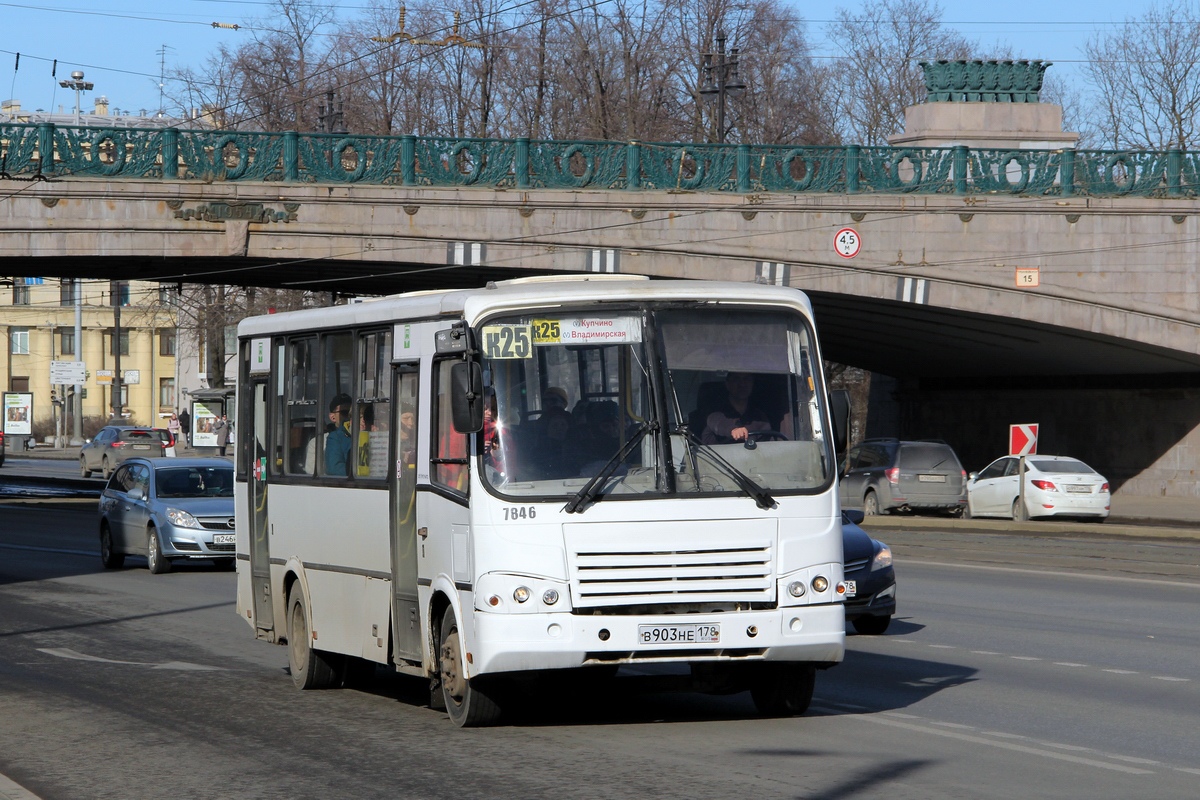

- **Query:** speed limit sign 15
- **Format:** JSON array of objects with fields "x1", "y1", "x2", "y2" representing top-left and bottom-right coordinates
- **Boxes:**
[{"x1": 835, "y1": 227, "x2": 861, "y2": 259}]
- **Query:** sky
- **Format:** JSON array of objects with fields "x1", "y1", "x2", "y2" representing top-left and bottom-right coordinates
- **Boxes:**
[{"x1": 0, "y1": 0, "x2": 1153, "y2": 120}]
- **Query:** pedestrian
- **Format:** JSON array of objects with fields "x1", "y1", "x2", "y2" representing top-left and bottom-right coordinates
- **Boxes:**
[
  {"x1": 214, "y1": 414, "x2": 229, "y2": 458},
  {"x1": 178, "y1": 407, "x2": 191, "y2": 448}
]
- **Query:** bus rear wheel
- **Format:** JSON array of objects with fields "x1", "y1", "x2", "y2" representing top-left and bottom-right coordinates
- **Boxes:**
[
  {"x1": 438, "y1": 606, "x2": 501, "y2": 727},
  {"x1": 750, "y1": 663, "x2": 816, "y2": 717},
  {"x1": 287, "y1": 583, "x2": 342, "y2": 690}
]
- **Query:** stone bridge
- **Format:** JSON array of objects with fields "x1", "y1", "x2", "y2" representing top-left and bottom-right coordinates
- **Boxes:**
[{"x1": 3, "y1": 123, "x2": 1200, "y2": 498}]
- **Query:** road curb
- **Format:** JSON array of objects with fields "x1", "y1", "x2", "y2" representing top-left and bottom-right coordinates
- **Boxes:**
[{"x1": 0, "y1": 773, "x2": 41, "y2": 800}]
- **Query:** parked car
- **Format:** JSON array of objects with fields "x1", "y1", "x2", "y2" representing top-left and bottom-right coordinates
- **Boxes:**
[
  {"x1": 966, "y1": 455, "x2": 1111, "y2": 522},
  {"x1": 841, "y1": 509, "x2": 896, "y2": 634},
  {"x1": 80, "y1": 426, "x2": 166, "y2": 478},
  {"x1": 98, "y1": 457, "x2": 236, "y2": 573},
  {"x1": 152, "y1": 428, "x2": 178, "y2": 457},
  {"x1": 840, "y1": 438, "x2": 967, "y2": 516}
]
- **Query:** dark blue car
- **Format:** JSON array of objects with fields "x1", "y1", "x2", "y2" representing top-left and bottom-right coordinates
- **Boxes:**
[{"x1": 842, "y1": 509, "x2": 896, "y2": 634}]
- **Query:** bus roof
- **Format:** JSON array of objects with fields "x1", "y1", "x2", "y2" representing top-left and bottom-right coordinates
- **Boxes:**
[{"x1": 237, "y1": 277, "x2": 814, "y2": 338}]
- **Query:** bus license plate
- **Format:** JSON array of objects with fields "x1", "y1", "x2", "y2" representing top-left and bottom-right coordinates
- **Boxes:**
[
  {"x1": 212, "y1": 534, "x2": 235, "y2": 545},
  {"x1": 844, "y1": 580, "x2": 857, "y2": 597},
  {"x1": 638, "y1": 623, "x2": 720, "y2": 645}
]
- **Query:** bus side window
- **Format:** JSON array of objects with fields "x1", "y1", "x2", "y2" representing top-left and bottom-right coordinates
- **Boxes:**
[
  {"x1": 286, "y1": 337, "x2": 318, "y2": 476},
  {"x1": 356, "y1": 330, "x2": 392, "y2": 480},
  {"x1": 432, "y1": 360, "x2": 469, "y2": 494}
]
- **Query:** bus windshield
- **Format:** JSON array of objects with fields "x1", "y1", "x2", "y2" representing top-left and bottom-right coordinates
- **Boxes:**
[{"x1": 479, "y1": 305, "x2": 832, "y2": 501}]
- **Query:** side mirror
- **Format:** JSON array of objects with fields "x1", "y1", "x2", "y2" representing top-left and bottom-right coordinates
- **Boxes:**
[
  {"x1": 828, "y1": 389, "x2": 850, "y2": 457},
  {"x1": 450, "y1": 361, "x2": 484, "y2": 433},
  {"x1": 842, "y1": 508, "x2": 865, "y2": 525},
  {"x1": 128, "y1": 487, "x2": 144, "y2": 501}
]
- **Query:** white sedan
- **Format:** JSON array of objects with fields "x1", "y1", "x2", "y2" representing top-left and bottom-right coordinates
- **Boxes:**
[{"x1": 966, "y1": 455, "x2": 1110, "y2": 522}]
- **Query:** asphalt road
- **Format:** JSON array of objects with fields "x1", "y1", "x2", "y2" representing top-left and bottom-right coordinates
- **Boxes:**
[{"x1": 1, "y1": 503, "x2": 1198, "y2": 799}]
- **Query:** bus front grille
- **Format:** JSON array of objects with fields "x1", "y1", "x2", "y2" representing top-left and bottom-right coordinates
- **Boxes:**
[{"x1": 565, "y1": 520, "x2": 778, "y2": 609}]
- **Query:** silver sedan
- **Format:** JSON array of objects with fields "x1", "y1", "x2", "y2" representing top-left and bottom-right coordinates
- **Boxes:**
[{"x1": 98, "y1": 457, "x2": 236, "y2": 573}]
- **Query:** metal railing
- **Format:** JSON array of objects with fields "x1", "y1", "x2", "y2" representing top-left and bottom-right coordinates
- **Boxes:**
[{"x1": 2, "y1": 122, "x2": 1197, "y2": 198}]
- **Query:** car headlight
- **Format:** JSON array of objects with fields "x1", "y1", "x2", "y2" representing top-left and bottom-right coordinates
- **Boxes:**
[
  {"x1": 166, "y1": 507, "x2": 201, "y2": 528},
  {"x1": 871, "y1": 544, "x2": 893, "y2": 571}
]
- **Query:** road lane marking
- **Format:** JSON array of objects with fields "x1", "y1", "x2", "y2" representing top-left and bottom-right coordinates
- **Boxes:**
[
  {"x1": 1152, "y1": 676, "x2": 1190, "y2": 682},
  {"x1": 901, "y1": 558, "x2": 1200, "y2": 590},
  {"x1": 1011, "y1": 656, "x2": 1041, "y2": 661},
  {"x1": 38, "y1": 647, "x2": 224, "y2": 671},
  {"x1": 0, "y1": 543, "x2": 95, "y2": 557},
  {"x1": 821, "y1": 709, "x2": 1154, "y2": 775},
  {"x1": 1103, "y1": 669, "x2": 1138, "y2": 675},
  {"x1": 1175, "y1": 768, "x2": 1200, "y2": 775},
  {"x1": 971, "y1": 650, "x2": 1001, "y2": 655},
  {"x1": 1053, "y1": 662, "x2": 1088, "y2": 667}
]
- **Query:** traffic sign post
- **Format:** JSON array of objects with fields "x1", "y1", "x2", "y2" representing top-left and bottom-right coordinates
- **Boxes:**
[{"x1": 1009, "y1": 423, "x2": 1038, "y2": 521}]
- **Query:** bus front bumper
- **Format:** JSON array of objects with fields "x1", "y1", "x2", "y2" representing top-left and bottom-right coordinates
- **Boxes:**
[{"x1": 468, "y1": 604, "x2": 845, "y2": 676}]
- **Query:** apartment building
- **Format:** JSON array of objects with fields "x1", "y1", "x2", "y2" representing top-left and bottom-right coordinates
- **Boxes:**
[{"x1": 2, "y1": 277, "x2": 178, "y2": 442}]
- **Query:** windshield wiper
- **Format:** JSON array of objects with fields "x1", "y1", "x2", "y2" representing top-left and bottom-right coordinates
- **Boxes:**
[
  {"x1": 674, "y1": 425, "x2": 777, "y2": 510},
  {"x1": 563, "y1": 422, "x2": 655, "y2": 514}
]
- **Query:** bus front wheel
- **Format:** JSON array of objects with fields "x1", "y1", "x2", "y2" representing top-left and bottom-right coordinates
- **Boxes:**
[
  {"x1": 287, "y1": 584, "x2": 342, "y2": 690},
  {"x1": 438, "y1": 606, "x2": 501, "y2": 727},
  {"x1": 750, "y1": 663, "x2": 816, "y2": 717}
]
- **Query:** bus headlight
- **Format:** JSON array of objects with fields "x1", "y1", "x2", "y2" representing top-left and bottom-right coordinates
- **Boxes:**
[
  {"x1": 475, "y1": 574, "x2": 571, "y2": 613},
  {"x1": 811, "y1": 576, "x2": 829, "y2": 593},
  {"x1": 787, "y1": 581, "x2": 807, "y2": 598}
]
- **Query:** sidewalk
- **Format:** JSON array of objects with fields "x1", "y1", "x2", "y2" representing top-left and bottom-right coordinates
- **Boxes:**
[{"x1": 9, "y1": 442, "x2": 224, "y2": 460}]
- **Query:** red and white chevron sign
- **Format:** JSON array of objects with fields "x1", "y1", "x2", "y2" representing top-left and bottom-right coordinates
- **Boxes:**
[{"x1": 1009, "y1": 424, "x2": 1039, "y2": 456}]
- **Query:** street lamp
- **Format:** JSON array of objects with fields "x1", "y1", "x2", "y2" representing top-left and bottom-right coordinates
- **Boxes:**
[
  {"x1": 699, "y1": 30, "x2": 746, "y2": 143},
  {"x1": 58, "y1": 70, "x2": 94, "y2": 125}
]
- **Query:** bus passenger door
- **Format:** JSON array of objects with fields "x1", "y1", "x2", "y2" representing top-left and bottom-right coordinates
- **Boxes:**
[
  {"x1": 247, "y1": 377, "x2": 274, "y2": 635},
  {"x1": 389, "y1": 366, "x2": 422, "y2": 662}
]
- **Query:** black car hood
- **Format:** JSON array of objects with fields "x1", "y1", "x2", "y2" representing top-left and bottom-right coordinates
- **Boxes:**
[{"x1": 841, "y1": 519, "x2": 877, "y2": 563}]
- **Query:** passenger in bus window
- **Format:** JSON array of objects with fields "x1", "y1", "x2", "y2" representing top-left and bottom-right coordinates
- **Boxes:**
[
  {"x1": 324, "y1": 393, "x2": 354, "y2": 477},
  {"x1": 701, "y1": 372, "x2": 771, "y2": 444},
  {"x1": 399, "y1": 408, "x2": 416, "y2": 467}
]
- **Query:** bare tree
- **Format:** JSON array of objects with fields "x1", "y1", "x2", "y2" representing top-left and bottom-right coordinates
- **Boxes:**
[
  {"x1": 1083, "y1": 0, "x2": 1200, "y2": 149},
  {"x1": 825, "y1": 0, "x2": 972, "y2": 145}
]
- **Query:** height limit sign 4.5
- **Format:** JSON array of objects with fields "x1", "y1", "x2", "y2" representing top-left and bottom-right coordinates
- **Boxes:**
[{"x1": 834, "y1": 227, "x2": 861, "y2": 259}]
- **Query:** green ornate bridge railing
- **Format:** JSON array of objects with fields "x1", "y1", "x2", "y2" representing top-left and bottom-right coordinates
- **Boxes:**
[{"x1": 2, "y1": 122, "x2": 1198, "y2": 197}]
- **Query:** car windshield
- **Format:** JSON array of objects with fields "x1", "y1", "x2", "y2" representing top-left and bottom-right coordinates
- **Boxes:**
[
  {"x1": 155, "y1": 466, "x2": 234, "y2": 498},
  {"x1": 1031, "y1": 458, "x2": 1094, "y2": 474},
  {"x1": 479, "y1": 305, "x2": 832, "y2": 501}
]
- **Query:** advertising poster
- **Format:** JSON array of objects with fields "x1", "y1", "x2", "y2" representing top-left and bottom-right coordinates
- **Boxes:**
[
  {"x1": 191, "y1": 401, "x2": 222, "y2": 448},
  {"x1": 2, "y1": 392, "x2": 33, "y2": 436}
]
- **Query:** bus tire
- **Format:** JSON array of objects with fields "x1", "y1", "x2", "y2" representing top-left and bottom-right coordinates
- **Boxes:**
[
  {"x1": 287, "y1": 583, "x2": 342, "y2": 690},
  {"x1": 750, "y1": 663, "x2": 816, "y2": 717},
  {"x1": 438, "y1": 606, "x2": 501, "y2": 727},
  {"x1": 147, "y1": 527, "x2": 171, "y2": 574}
]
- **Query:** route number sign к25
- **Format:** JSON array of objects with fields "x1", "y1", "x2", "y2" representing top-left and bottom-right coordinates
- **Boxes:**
[{"x1": 835, "y1": 227, "x2": 861, "y2": 259}]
